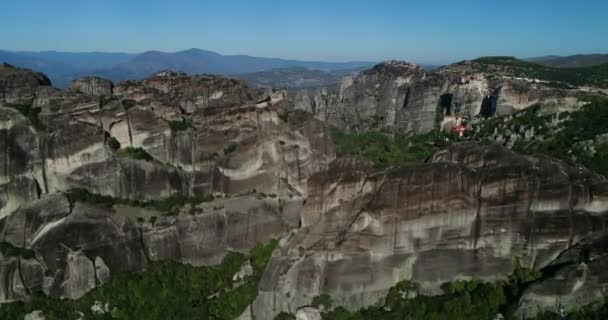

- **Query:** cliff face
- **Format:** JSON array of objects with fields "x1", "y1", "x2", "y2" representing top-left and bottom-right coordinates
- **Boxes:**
[
  {"x1": 0, "y1": 67, "x2": 335, "y2": 219},
  {"x1": 0, "y1": 193, "x2": 298, "y2": 301},
  {"x1": 294, "y1": 61, "x2": 440, "y2": 133},
  {"x1": 0, "y1": 63, "x2": 51, "y2": 104},
  {"x1": 294, "y1": 61, "x2": 586, "y2": 134},
  {"x1": 252, "y1": 143, "x2": 608, "y2": 319},
  {"x1": 0, "y1": 65, "x2": 335, "y2": 302},
  {"x1": 1, "y1": 63, "x2": 607, "y2": 318}
]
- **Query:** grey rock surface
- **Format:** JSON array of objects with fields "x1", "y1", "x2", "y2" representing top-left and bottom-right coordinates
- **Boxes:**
[
  {"x1": 0, "y1": 63, "x2": 51, "y2": 104},
  {"x1": 252, "y1": 143, "x2": 608, "y2": 319},
  {"x1": 68, "y1": 77, "x2": 114, "y2": 96},
  {"x1": 0, "y1": 65, "x2": 335, "y2": 302},
  {"x1": 1, "y1": 63, "x2": 607, "y2": 319},
  {"x1": 294, "y1": 61, "x2": 586, "y2": 134},
  {"x1": 0, "y1": 66, "x2": 335, "y2": 218},
  {"x1": 296, "y1": 307, "x2": 322, "y2": 320}
]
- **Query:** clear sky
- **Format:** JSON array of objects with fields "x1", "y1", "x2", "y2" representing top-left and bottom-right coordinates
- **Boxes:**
[{"x1": 1, "y1": 0, "x2": 607, "y2": 64}]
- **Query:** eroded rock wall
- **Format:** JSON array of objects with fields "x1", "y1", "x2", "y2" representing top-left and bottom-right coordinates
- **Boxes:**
[
  {"x1": 0, "y1": 66, "x2": 335, "y2": 302},
  {"x1": 252, "y1": 143, "x2": 608, "y2": 319},
  {"x1": 294, "y1": 61, "x2": 586, "y2": 134}
]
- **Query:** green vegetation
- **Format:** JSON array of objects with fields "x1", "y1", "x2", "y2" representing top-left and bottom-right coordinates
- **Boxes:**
[
  {"x1": 473, "y1": 56, "x2": 608, "y2": 88},
  {"x1": 99, "y1": 95, "x2": 117, "y2": 108},
  {"x1": 333, "y1": 129, "x2": 461, "y2": 169},
  {"x1": 522, "y1": 96, "x2": 608, "y2": 175},
  {"x1": 121, "y1": 99, "x2": 137, "y2": 110},
  {"x1": 224, "y1": 142, "x2": 238, "y2": 156},
  {"x1": 168, "y1": 118, "x2": 194, "y2": 131},
  {"x1": 0, "y1": 241, "x2": 36, "y2": 259},
  {"x1": 507, "y1": 257, "x2": 543, "y2": 300},
  {"x1": 107, "y1": 136, "x2": 121, "y2": 150},
  {"x1": 66, "y1": 188, "x2": 117, "y2": 210},
  {"x1": 274, "y1": 312, "x2": 296, "y2": 320},
  {"x1": 5, "y1": 103, "x2": 44, "y2": 129},
  {"x1": 311, "y1": 294, "x2": 334, "y2": 310},
  {"x1": 435, "y1": 101, "x2": 445, "y2": 130},
  {"x1": 474, "y1": 56, "x2": 538, "y2": 67},
  {"x1": 117, "y1": 146, "x2": 154, "y2": 161},
  {"x1": 65, "y1": 188, "x2": 214, "y2": 216},
  {"x1": 311, "y1": 279, "x2": 506, "y2": 320},
  {"x1": 274, "y1": 265, "x2": 608, "y2": 320},
  {"x1": 0, "y1": 239, "x2": 278, "y2": 320},
  {"x1": 471, "y1": 95, "x2": 608, "y2": 176}
]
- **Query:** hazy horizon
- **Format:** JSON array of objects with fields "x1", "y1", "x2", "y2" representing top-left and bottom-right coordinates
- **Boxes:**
[{"x1": 2, "y1": 0, "x2": 608, "y2": 65}]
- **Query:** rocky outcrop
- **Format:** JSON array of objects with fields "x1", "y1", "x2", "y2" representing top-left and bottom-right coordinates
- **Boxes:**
[
  {"x1": 0, "y1": 66, "x2": 335, "y2": 220},
  {"x1": 0, "y1": 192, "x2": 301, "y2": 301},
  {"x1": 294, "y1": 61, "x2": 587, "y2": 134},
  {"x1": 0, "y1": 106, "x2": 41, "y2": 218},
  {"x1": 294, "y1": 61, "x2": 440, "y2": 133},
  {"x1": 518, "y1": 233, "x2": 608, "y2": 317},
  {"x1": 68, "y1": 77, "x2": 113, "y2": 96},
  {"x1": 251, "y1": 142, "x2": 608, "y2": 319},
  {"x1": 0, "y1": 65, "x2": 336, "y2": 302},
  {"x1": 0, "y1": 63, "x2": 51, "y2": 105},
  {"x1": 1, "y1": 63, "x2": 607, "y2": 318}
]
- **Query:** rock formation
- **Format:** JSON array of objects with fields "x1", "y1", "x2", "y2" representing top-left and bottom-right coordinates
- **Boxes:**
[
  {"x1": 0, "y1": 65, "x2": 335, "y2": 302},
  {"x1": 294, "y1": 60, "x2": 586, "y2": 134},
  {"x1": 252, "y1": 143, "x2": 608, "y2": 319},
  {"x1": 68, "y1": 77, "x2": 114, "y2": 96},
  {"x1": 0, "y1": 62, "x2": 607, "y2": 319},
  {"x1": 0, "y1": 63, "x2": 51, "y2": 105}
]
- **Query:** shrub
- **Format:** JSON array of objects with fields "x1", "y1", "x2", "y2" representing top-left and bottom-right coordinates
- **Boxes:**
[
  {"x1": 99, "y1": 95, "x2": 117, "y2": 108},
  {"x1": 476, "y1": 95, "x2": 608, "y2": 176},
  {"x1": 250, "y1": 238, "x2": 278, "y2": 275},
  {"x1": 65, "y1": 188, "x2": 214, "y2": 216},
  {"x1": 168, "y1": 118, "x2": 193, "y2": 131},
  {"x1": 473, "y1": 56, "x2": 608, "y2": 88},
  {"x1": 7, "y1": 103, "x2": 44, "y2": 129},
  {"x1": 107, "y1": 137, "x2": 121, "y2": 150},
  {"x1": 65, "y1": 188, "x2": 116, "y2": 210},
  {"x1": 0, "y1": 241, "x2": 278, "y2": 320},
  {"x1": 273, "y1": 312, "x2": 296, "y2": 320},
  {"x1": 332, "y1": 129, "x2": 450, "y2": 168},
  {"x1": 0, "y1": 242, "x2": 35, "y2": 259},
  {"x1": 311, "y1": 294, "x2": 334, "y2": 310},
  {"x1": 118, "y1": 146, "x2": 154, "y2": 162},
  {"x1": 224, "y1": 143, "x2": 238, "y2": 156},
  {"x1": 121, "y1": 99, "x2": 137, "y2": 110}
]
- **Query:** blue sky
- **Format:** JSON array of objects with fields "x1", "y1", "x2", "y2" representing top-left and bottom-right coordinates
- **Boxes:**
[{"x1": 1, "y1": 0, "x2": 607, "y2": 64}]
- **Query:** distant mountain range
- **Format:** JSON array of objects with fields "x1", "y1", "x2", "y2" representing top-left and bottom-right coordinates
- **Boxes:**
[
  {"x1": 4, "y1": 49, "x2": 605, "y2": 91},
  {"x1": 525, "y1": 54, "x2": 608, "y2": 68},
  {"x1": 0, "y1": 48, "x2": 375, "y2": 88}
]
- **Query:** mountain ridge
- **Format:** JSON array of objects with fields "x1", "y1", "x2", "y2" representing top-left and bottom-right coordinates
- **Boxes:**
[
  {"x1": 0, "y1": 48, "x2": 375, "y2": 88},
  {"x1": 525, "y1": 53, "x2": 608, "y2": 68}
]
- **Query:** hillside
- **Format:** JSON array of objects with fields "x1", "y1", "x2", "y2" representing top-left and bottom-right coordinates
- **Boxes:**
[
  {"x1": 526, "y1": 54, "x2": 608, "y2": 68},
  {"x1": 445, "y1": 56, "x2": 608, "y2": 88}
]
